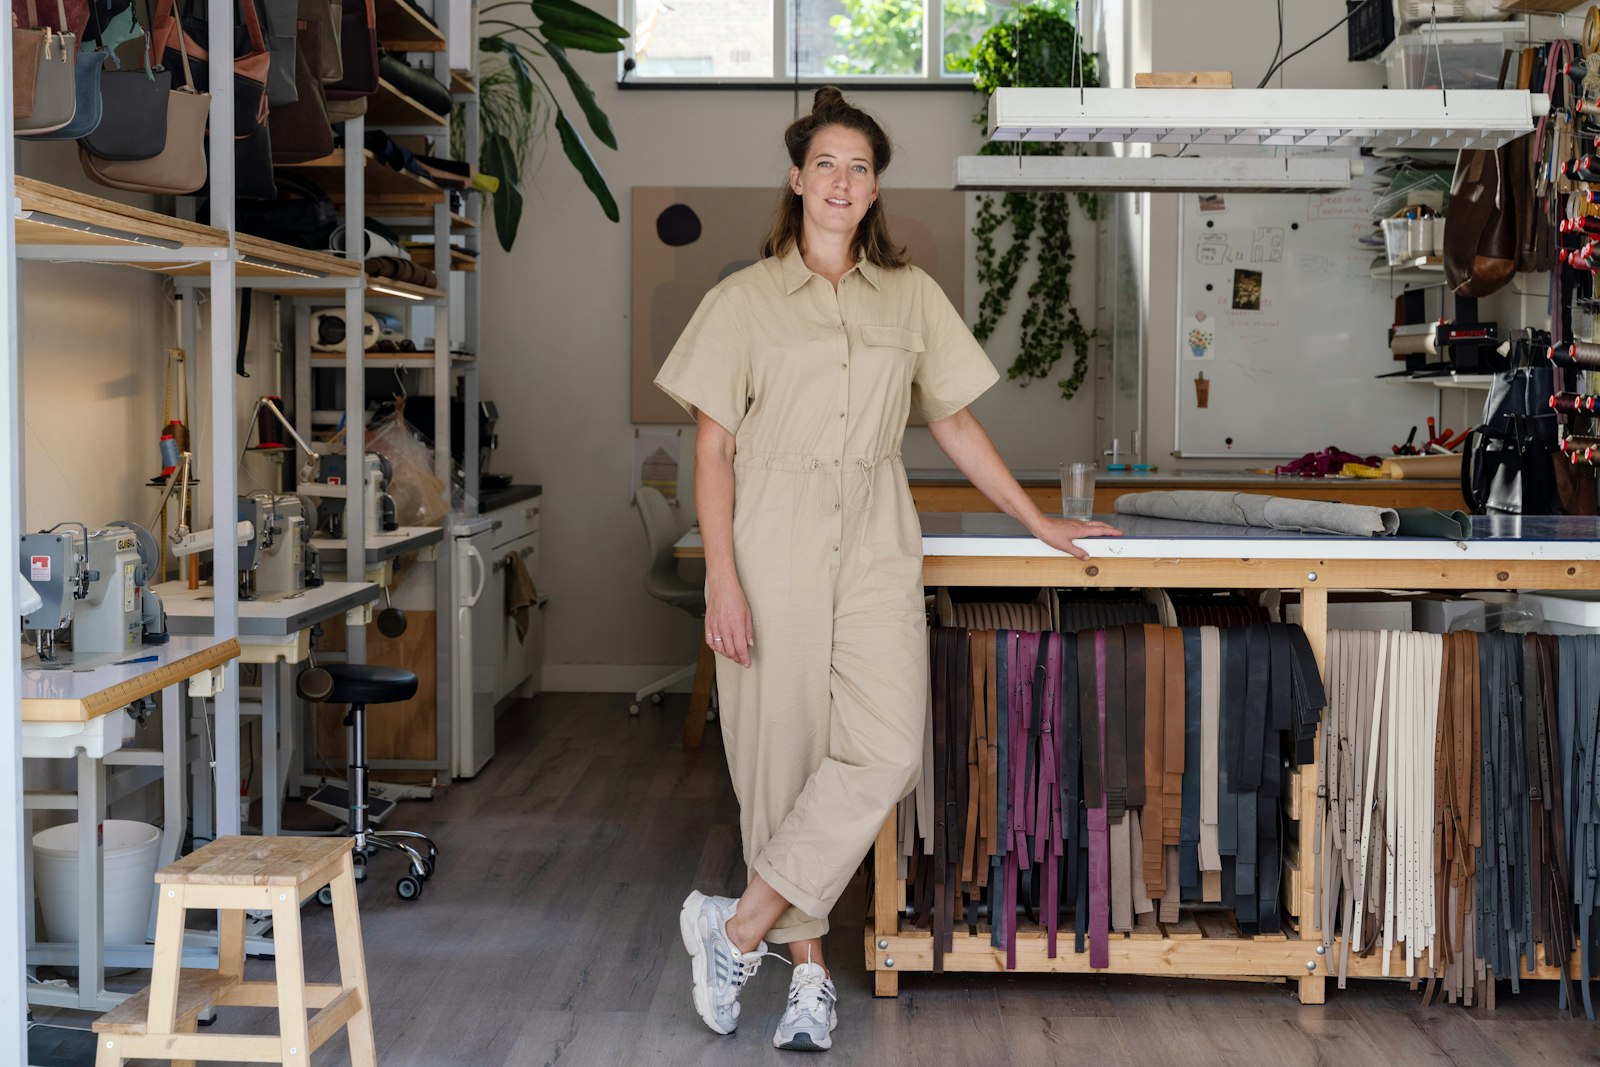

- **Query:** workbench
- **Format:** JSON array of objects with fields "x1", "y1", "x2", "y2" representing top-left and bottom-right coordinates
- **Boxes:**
[
  {"x1": 676, "y1": 512, "x2": 1600, "y2": 1003},
  {"x1": 154, "y1": 581, "x2": 379, "y2": 836},
  {"x1": 21, "y1": 635, "x2": 240, "y2": 1011}
]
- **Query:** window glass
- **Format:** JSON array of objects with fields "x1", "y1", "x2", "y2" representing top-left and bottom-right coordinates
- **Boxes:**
[{"x1": 632, "y1": 0, "x2": 774, "y2": 78}]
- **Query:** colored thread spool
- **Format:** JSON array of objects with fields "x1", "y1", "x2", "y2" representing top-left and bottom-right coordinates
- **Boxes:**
[
  {"x1": 1561, "y1": 434, "x2": 1600, "y2": 454},
  {"x1": 1551, "y1": 392, "x2": 1600, "y2": 415},
  {"x1": 158, "y1": 433, "x2": 180, "y2": 474},
  {"x1": 256, "y1": 395, "x2": 286, "y2": 449},
  {"x1": 1559, "y1": 341, "x2": 1600, "y2": 370},
  {"x1": 1561, "y1": 216, "x2": 1600, "y2": 237}
]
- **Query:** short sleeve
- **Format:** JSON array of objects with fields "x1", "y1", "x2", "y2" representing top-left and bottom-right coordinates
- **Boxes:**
[
  {"x1": 911, "y1": 270, "x2": 1000, "y2": 422},
  {"x1": 654, "y1": 285, "x2": 752, "y2": 435}
]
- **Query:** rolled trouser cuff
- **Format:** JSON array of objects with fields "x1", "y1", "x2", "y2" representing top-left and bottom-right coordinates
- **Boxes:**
[{"x1": 753, "y1": 854, "x2": 831, "y2": 937}]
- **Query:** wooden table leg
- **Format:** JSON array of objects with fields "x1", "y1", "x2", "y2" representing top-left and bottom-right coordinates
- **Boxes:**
[
  {"x1": 1296, "y1": 584, "x2": 1328, "y2": 1006},
  {"x1": 871, "y1": 811, "x2": 900, "y2": 997},
  {"x1": 270, "y1": 892, "x2": 312, "y2": 1066},
  {"x1": 683, "y1": 642, "x2": 716, "y2": 749}
]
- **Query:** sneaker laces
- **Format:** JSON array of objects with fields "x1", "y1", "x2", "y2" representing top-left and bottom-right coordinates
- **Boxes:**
[
  {"x1": 723, "y1": 947, "x2": 789, "y2": 999},
  {"x1": 786, "y1": 965, "x2": 835, "y2": 1017}
]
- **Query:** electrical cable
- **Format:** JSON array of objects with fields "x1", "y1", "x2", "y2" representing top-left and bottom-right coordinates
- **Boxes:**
[
  {"x1": 1257, "y1": 0, "x2": 1378, "y2": 88},
  {"x1": 1256, "y1": 0, "x2": 1284, "y2": 91}
]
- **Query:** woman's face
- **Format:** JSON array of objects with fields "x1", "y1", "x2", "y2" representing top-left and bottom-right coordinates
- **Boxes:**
[{"x1": 789, "y1": 124, "x2": 879, "y2": 246}]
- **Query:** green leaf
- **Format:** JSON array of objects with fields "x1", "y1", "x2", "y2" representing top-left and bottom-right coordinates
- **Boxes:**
[
  {"x1": 482, "y1": 132, "x2": 525, "y2": 253},
  {"x1": 555, "y1": 110, "x2": 619, "y2": 222},
  {"x1": 484, "y1": 38, "x2": 538, "y2": 111},
  {"x1": 544, "y1": 41, "x2": 615, "y2": 149},
  {"x1": 540, "y1": 23, "x2": 625, "y2": 52},
  {"x1": 530, "y1": 0, "x2": 628, "y2": 39}
]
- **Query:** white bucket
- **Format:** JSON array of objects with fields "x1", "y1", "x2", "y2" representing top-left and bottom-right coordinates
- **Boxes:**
[{"x1": 32, "y1": 821, "x2": 160, "y2": 947}]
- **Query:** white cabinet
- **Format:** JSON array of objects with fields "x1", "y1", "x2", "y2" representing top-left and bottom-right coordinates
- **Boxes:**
[{"x1": 486, "y1": 496, "x2": 543, "y2": 703}]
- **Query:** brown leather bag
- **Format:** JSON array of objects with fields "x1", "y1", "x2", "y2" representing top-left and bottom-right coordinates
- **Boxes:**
[
  {"x1": 298, "y1": 0, "x2": 341, "y2": 82},
  {"x1": 1442, "y1": 142, "x2": 1520, "y2": 299},
  {"x1": 268, "y1": 20, "x2": 334, "y2": 162},
  {"x1": 13, "y1": 0, "x2": 78, "y2": 133},
  {"x1": 12, "y1": 16, "x2": 44, "y2": 119},
  {"x1": 79, "y1": 30, "x2": 210, "y2": 194}
]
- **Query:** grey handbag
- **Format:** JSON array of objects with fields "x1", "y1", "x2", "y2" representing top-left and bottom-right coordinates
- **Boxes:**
[
  {"x1": 32, "y1": 49, "x2": 106, "y2": 140},
  {"x1": 13, "y1": 0, "x2": 78, "y2": 134},
  {"x1": 264, "y1": 0, "x2": 299, "y2": 105}
]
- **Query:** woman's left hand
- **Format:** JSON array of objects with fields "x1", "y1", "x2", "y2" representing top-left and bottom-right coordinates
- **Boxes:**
[{"x1": 1032, "y1": 517, "x2": 1122, "y2": 560}]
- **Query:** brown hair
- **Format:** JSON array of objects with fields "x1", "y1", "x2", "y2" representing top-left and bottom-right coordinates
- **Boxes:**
[{"x1": 760, "y1": 87, "x2": 908, "y2": 269}]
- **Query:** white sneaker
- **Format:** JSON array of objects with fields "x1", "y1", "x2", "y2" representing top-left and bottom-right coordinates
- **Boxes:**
[
  {"x1": 679, "y1": 890, "x2": 772, "y2": 1035},
  {"x1": 773, "y1": 962, "x2": 838, "y2": 1051}
]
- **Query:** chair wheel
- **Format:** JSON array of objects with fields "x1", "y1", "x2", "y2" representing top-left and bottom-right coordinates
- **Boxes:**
[
  {"x1": 316, "y1": 886, "x2": 334, "y2": 907},
  {"x1": 397, "y1": 875, "x2": 423, "y2": 901},
  {"x1": 650, "y1": 692, "x2": 664, "y2": 705},
  {"x1": 628, "y1": 703, "x2": 641, "y2": 716}
]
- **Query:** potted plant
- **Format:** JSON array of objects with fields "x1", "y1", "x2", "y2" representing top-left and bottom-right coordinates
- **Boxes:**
[
  {"x1": 464, "y1": 0, "x2": 628, "y2": 251},
  {"x1": 952, "y1": 2, "x2": 1099, "y2": 400}
]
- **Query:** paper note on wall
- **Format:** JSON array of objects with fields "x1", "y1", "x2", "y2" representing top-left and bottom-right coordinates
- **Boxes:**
[{"x1": 632, "y1": 429, "x2": 682, "y2": 505}]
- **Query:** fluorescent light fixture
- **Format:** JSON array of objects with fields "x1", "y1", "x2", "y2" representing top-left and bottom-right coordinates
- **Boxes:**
[
  {"x1": 988, "y1": 88, "x2": 1547, "y2": 151},
  {"x1": 16, "y1": 209, "x2": 184, "y2": 248},
  {"x1": 368, "y1": 282, "x2": 426, "y2": 301},
  {"x1": 239, "y1": 254, "x2": 329, "y2": 278},
  {"x1": 956, "y1": 154, "x2": 1353, "y2": 192}
]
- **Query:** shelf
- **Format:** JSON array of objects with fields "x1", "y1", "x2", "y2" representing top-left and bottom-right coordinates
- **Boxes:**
[
  {"x1": 279, "y1": 150, "x2": 447, "y2": 213},
  {"x1": 311, "y1": 349, "x2": 476, "y2": 369},
  {"x1": 406, "y1": 246, "x2": 476, "y2": 273},
  {"x1": 157, "y1": 235, "x2": 363, "y2": 293},
  {"x1": 363, "y1": 276, "x2": 447, "y2": 302},
  {"x1": 13, "y1": 176, "x2": 227, "y2": 265},
  {"x1": 450, "y1": 70, "x2": 476, "y2": 95},
  {"x1": 1382, "y1": 372, "x2": 1495, "y2": 390},
  {"x1": 368, "y1": 77, "x2": 449, "y2": 128},
  {"x1": 1368, "y1": 254, "x2": 1445, "y2": 289},
  {"x1": 373, "y1": 210, "x2": 475, "y2": 233},
  {"x1": 375, "y1": 0, "x2": 446, "y2": 52}
]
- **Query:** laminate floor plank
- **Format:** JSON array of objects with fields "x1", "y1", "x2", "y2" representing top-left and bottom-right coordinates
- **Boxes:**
[{"x1": 31, "y1": 692, "x2": 1598, "y2": 1066}]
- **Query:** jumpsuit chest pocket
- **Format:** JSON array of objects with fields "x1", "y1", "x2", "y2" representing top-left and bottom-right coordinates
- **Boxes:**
[{"x1": 858, "y1": 325, "x2": 925, "y2": 361}]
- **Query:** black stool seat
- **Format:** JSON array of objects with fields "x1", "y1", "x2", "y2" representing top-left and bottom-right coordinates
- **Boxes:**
[{"x1": 321, "y1": 664, "x2": 418, "y2": 704}]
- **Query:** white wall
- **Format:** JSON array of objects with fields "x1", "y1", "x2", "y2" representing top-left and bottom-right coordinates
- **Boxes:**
[{"x1": 479, "y1": 63, "x2": 1101, "y2": 689}]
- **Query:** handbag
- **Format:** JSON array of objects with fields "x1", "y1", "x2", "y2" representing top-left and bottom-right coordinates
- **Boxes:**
[
  {"x1": 79, "y1": 0, "x2": 172, "y2": 161},
  {"x1": 325, "y1": 0, "x2": 374, "y2": 98},
  {"x1": 12, "y1": 17, "x2": 44, "y2": 120},
  {"x1": 1460, "y1": 341, "x2": 1563, "y2": 515},
  {"x1": 31, "y1": 49, "x2": 106, "y2": 140},
  {"x1": 298, "y1": 0, "x2": 340, "y2": 82},
  {"x1": 263, "y1": 0, "x2": 298, "y2": 105},
  {"x1": 79, "y1": 29, "x2": 210, "y2": 195},
  {"x1": 152, "y1": 0, "x2": 271, "y2": 136},
  {"x1": 10, "y1": 0, "x2": 84, "y2": 38},
  {"x1": 268, "y1": 21, "x2": 334, "y2": 162},
  {"x1": 13, "y1": 0, "x2": 78, "y2": 134}
]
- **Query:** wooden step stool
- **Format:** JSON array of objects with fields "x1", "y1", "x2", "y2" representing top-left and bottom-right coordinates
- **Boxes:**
[{"x1": 92, "y1": 836, "x2": 376, "y2": 1066}]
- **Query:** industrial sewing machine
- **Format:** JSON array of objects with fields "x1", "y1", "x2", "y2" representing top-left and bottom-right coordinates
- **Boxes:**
[
  {"x1": 19, "y1": 522, "x2": 166, "y2": 662},
  {"x1": 240, "y1": 493, "x2": 322, "y2": 600},
  {"x1": 307, "y1": 452, "x2": 398, "y2": 540}
]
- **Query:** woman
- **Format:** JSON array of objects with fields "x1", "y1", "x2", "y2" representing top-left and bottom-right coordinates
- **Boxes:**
[{"x1": 656, "y1": 87, "x2": 1120, "y2": 1052}]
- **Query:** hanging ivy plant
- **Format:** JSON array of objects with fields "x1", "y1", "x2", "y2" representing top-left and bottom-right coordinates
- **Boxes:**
[{"x1": 954, "y1": 3, "x2": 1100, "y2": 401}]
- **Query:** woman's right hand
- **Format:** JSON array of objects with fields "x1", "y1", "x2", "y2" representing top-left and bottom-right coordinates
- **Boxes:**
[{"x1": 705, "y1": 574, "x2": 755, "y2": 668}]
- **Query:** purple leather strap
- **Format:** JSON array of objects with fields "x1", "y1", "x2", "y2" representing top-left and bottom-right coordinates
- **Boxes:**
[{"x1": 1089, "y1": 630, "x2": 1111, "y2": 970}]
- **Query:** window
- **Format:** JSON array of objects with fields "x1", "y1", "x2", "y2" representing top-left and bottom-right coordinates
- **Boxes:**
[{"x1": 620, "y1": 0, "x2": 1020, "y2": 84}]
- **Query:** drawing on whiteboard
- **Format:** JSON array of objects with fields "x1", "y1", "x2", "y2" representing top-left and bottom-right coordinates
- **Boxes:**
[
  {"x1": 1307, "y1": 188, "x2": 1370, "y2": 220},
  {"x1": 1194, "y1": 371, "x2": 1210, "y2": 408},
  {"x1": 1198, "y1": 193, "x2": 1226, "y2": 213},
  {"x1": 1296, "y1": 253, "x2": 1332, "y2": 274},
  {"x1": 1187, "y1": 325, "x2": 1214, "y2": 361},
  {"x1": 1196, "y1": 233, "x2": 1229, "y2": 264},
  {"x1": 1231, "y1": 269, "x2": 1263, "y2": 310},
  {"x1": 1250, "y1": 227, "x2": 1284, "y2": 263}
]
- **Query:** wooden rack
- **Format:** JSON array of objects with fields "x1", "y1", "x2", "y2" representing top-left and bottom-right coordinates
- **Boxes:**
[{"x1": 867, "y1": 552, "x2": 1600, "y2": 1003}]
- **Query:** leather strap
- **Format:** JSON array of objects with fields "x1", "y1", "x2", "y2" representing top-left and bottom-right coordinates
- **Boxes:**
[
  {"x1": 1140, "y1": 623, "x2": 1163, "y2": 898},
  {"x1": 1088, "y1": 630, "x2": 1110, "y2": 969},
  {"x1": 1179, "y1": 627, "x2": 1203, "y2": 898}
]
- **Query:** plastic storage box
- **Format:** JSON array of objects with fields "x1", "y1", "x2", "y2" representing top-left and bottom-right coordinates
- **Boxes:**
[
  {"x1": 1518, "y1": 590, "x2": 1600, "y2": 635},
  {"x1": 1378, "y1": 22, "x2": 1524, "y2": 90}
]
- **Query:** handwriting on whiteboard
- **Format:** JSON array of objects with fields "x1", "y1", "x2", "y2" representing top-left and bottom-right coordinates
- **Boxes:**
[{"x1": 1307, "y1": 189, "x2": 1372, "y2": 220}]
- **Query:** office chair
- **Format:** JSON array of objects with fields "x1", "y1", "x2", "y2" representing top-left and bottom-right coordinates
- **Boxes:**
[
  {"x1": 630, "y1": 487, "x2": 716, "y2": 726},
  {"x1": 296, "y1": 663, "x2": 439, "y2": 902}
]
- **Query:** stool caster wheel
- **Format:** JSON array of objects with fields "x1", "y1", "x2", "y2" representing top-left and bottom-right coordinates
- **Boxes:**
[
  {"x1": 651, "y1": 692, "x2": 664, "y2": 705},
  {"x1": 397, "y1": 875, "x2": 423, "y2": 901},
  {"x1": 629, "y1": 702, "x2": 641, "y2": 716},
  {"x1": 316, "y1": 886, "x2": 334, "y2": 907}
]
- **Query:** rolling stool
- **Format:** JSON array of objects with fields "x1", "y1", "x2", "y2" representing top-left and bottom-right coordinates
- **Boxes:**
[{"x1": 297, "y1": 663, "x2": 439, "y2": 901}]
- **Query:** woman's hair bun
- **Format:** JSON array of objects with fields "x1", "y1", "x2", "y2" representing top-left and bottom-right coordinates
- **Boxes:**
[{"x1": 812, "y1": 86, "x2": 847, "y2": 116}]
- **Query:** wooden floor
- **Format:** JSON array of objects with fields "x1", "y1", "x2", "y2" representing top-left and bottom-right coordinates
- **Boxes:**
[{"x1": 40, "y1": 692, "x2": 1600, "y2": 1065}]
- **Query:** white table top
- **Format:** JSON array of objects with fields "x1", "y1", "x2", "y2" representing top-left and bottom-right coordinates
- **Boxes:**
[
  {"x1": 154, "y1": 580, "x2": 379, "y2": 638},
  {"x1": 21, "y1": 634, "x2": 240, "y2": 722},
  {"x1": 312, "y1": 526, "x2": 444, "y2": 566},
  {"x1": 675, "y1": 513, "x2": 1600, "y2": 563}
]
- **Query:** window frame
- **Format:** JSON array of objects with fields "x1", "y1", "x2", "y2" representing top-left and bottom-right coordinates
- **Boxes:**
[{"x1": 616, "y1": 0, "x2": 989, "y2": 88}]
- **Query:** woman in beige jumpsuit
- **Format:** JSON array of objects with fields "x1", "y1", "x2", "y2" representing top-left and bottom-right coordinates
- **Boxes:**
[{"x1": 658, "y1": 88, "x2": 1119, "y2": 1051}]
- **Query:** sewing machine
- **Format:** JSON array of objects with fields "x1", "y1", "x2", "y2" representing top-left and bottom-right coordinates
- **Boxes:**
[
  {"x1": 20, "y1": 523, "x2": 166, "y2": 661},
  {"x1": 242, "y1": 493, "x2": 322, "y2": 600},
  {"x1": 309, "y1": 453, "x2": 398, "y2": 540}
]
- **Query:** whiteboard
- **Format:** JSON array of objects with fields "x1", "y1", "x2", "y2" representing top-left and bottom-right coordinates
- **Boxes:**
[{"x1": 1173, "y1": 165, "x2": 1425, "y2": 459}]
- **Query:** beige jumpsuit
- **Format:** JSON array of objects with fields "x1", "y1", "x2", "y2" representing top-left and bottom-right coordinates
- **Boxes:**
[{"x1": 656, "y1": 246, "x2": 998, "y2": 943}]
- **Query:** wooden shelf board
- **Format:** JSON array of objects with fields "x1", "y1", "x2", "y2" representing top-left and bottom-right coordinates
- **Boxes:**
[
  {"x1": 368, "y1": 77, "x2": 449, "y2": 128},
  {"x1": 372, "y1": 210, "x2": 475, "y2": 232},
  {"x1": 406, "y1": 246, "x2": 476, "y2": 272},
  {"x1": 450, "y1": 69, "x2": 476, "y2": 95},
  {"x1": 364, "y1": 276, "x2": 446, "y2": 302},
  {"x1": 311, "y1": 350, "x2": 476, "y2": 369},
  {"x1": 13, "y1": 176, "x2": 227, "y2": 263},
  {"x1": 375, "y1": 0, "x2": 446, "y2": 51},
  {"x1": 279, "y1": 150, "x2": 446, "y2": 202}
]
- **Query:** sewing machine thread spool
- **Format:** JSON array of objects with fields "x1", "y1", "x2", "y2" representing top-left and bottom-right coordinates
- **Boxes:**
[
  {"x1": 1559, "y1": 341, "x2": 1600, "y2": 370},
  {"x1": 1574, "y1": 446, "x2": 1600, "y2": 466},
  {"x1": 158, "y1": 433, "x2": 180, "y2": 474},
  {"x1": 1562, "y1": 434, "x2": 1600, "y2": 454},
  {"x1": 1551, "y1": 392, "x2": 1599, "y2": 415},
  {"x1": 1561, "y1": 217, "x2": 1600, "y2": 237},
  {"x1": 255, "y1": 395, "x2": 287, "y2": 449}
]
